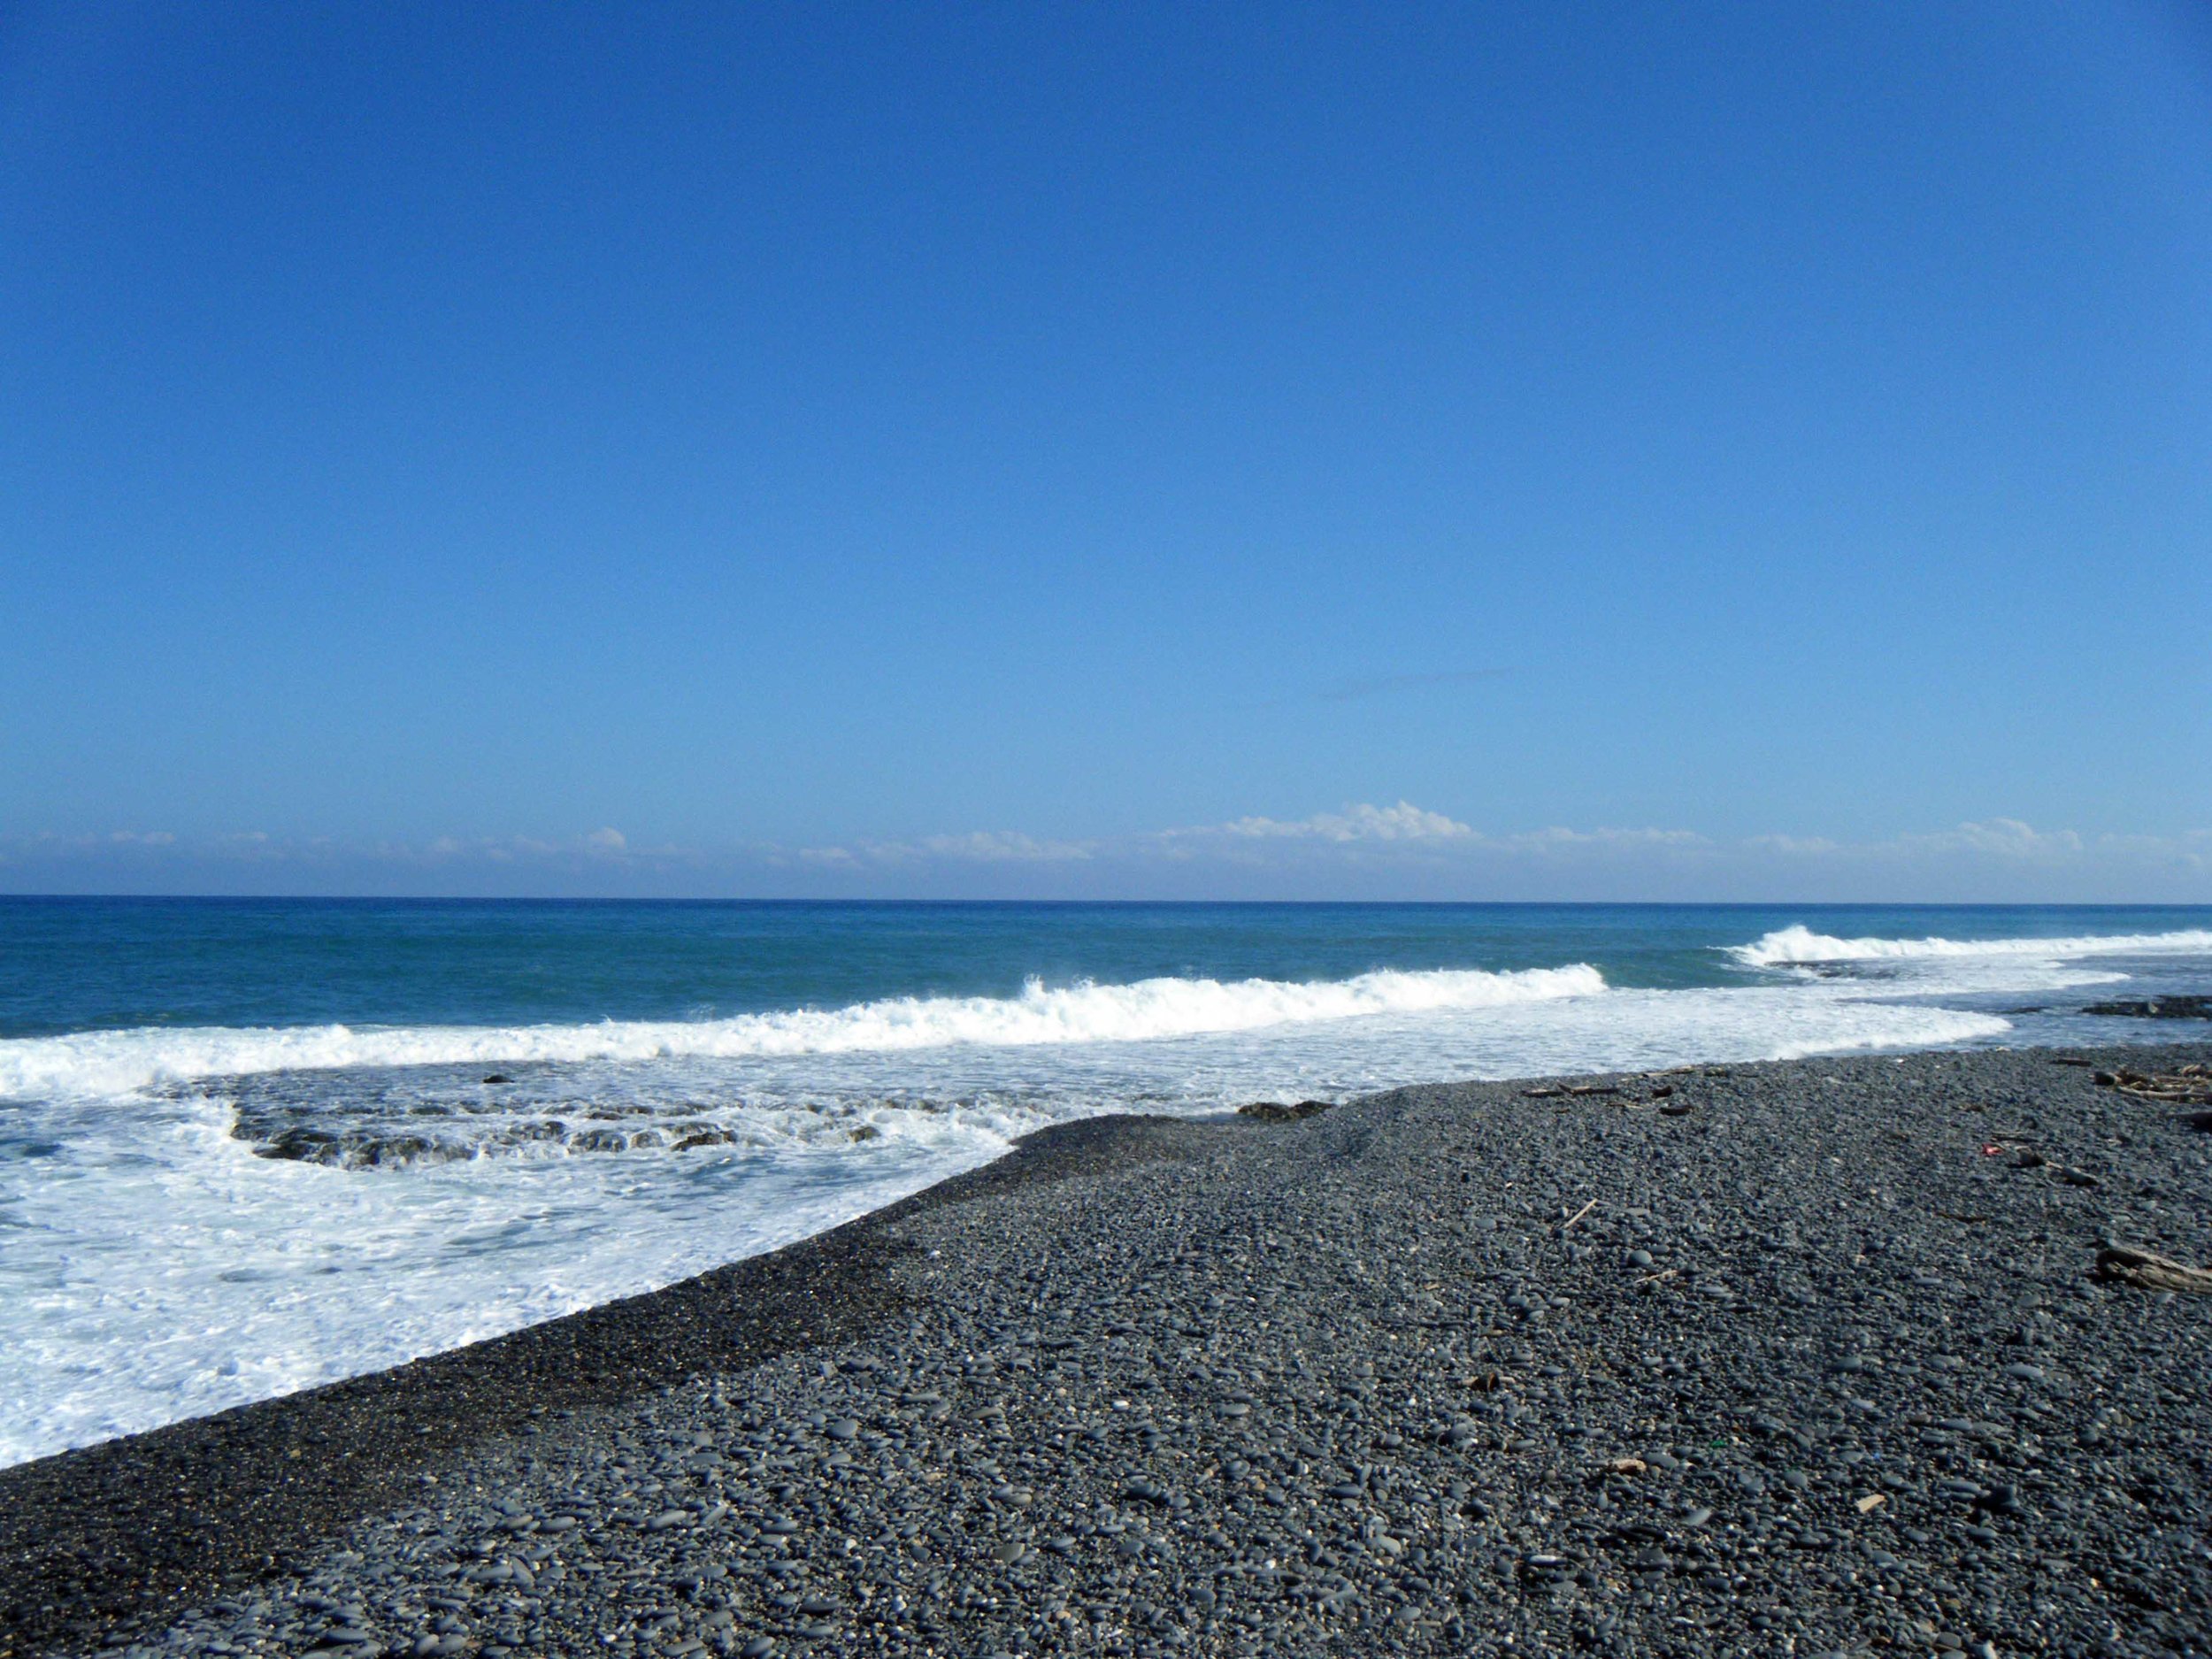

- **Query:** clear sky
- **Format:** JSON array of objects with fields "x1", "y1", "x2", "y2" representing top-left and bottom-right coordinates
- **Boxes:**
[{"x1": 3, "y1": 2, "x2": 2208, "y2": 901}]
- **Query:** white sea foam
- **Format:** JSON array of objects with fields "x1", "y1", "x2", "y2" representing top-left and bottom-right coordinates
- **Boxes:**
[
  {"x1": 1730, "y1": 924, "x2": 2212, "y2": 970},
  {"x1": 0, "y1": 964, "x2": 1607, "y2": 1102},
  {"x1": 21, "y1": 924, "x2": 2212, "y2": 1466}
]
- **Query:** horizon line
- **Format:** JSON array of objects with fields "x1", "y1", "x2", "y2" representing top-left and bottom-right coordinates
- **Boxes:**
[{"x1": 3, "y1": 892, "x2": 2204, "y2": 910}]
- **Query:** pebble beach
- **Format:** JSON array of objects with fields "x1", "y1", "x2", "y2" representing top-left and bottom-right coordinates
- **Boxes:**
[{"x1": 7, "y1": 1041, "x2": 2211, "y2": 1658}]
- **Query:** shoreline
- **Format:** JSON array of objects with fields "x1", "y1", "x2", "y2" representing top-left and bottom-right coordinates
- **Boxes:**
[
  {"x1": 7, "y1": 1041, "x2": 2212, "y2": 1656},
  {"x1": 0, "y1": 1115, "x2": 1217, "y2": 1654}
]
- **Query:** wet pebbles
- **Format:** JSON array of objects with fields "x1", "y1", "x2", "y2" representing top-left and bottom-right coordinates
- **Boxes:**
[{"x1": 7, "y1": 1044, "x2": 2212, "y2": 1656}]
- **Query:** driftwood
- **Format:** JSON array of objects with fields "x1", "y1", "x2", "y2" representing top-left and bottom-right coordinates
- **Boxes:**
[
  {"x1": 2093, "y1": 1065, "x2": 2212, "y2": 1105},
  {"x1": 2094, "y1": 1245, "x2": 2212, "y2": 1294}
]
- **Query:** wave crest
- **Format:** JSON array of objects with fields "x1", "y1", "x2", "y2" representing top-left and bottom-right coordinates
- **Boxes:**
[
  {"x1": 1732, "y1": 923, "x2": 2212, "y2": 969},
  {"x1": 0, "y1": 963, "x2": 1608, "y2": 1100}
]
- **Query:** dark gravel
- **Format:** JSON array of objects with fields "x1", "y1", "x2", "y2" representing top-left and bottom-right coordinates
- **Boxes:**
[{"x1": 7, "y1": 1044, "x2": 2212, "y2": 1658}]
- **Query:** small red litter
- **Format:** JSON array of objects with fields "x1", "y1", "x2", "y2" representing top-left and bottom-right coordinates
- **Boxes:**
[{"x1": 1980, "y1": 1143, "x2": 2003, "y2": 1156}]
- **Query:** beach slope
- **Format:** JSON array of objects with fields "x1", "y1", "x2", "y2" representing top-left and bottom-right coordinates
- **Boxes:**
[{"x1": 5, "y1": 1045, "x2": 2210, "y2": 1656}]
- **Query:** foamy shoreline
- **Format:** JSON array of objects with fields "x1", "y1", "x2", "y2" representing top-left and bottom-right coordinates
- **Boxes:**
[{"x1": 6, "y1": 1041, "x2": 2210, "y2": 1657}]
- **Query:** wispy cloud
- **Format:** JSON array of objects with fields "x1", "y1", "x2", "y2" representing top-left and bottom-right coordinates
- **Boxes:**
[
  {"x1": 1899, "y1": 818, "x2": 2085, "y2": 860},
  {"x1": 795, "y1": 830, "x2": 1096, "y2": 867},
  {"x1": 1747, "y1": 818, "x2": 2206, "y2": 872},
  {"x1": 1202, "y1": 801, "x2": 1479, "y2": 843},
  {"x1": 0, "y1": 827, "x2": 686, "y2": 872},
  {"x1": 1490, "y1": 826, "x2": 1710, "y2": 854},
  {"x1": 1744, "y1": 833, "x2": 1842, "y2": 856},
  {"x1": 412, "y1": 831, "x2": 651, "y2": 865},
  {"x1": 917, "y1": 831, "x2": 1094, "y2": 863},
  {"x1": 2, "y1": 810, "x2": 2206, "y2": 896},
  {"x1": 1159, "y1": 805, "x2": 1712, "y2": 858},
  {"x1": 790, "y1": 810, "x2": 2208, "y2": 886}
]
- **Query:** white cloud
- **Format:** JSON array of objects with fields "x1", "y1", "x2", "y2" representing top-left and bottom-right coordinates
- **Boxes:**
[
  {"x1": 2, "y1": 810, "x2": 2206, "y2": 895},
  {"x1": 916, "y1": 831, "x2": 1094, "y2": 863},
  {"x1": 1209, "y1": 801, "x2": 1479, "y2": 843},
  {"x1": 1491, "y1": 826, "x2": 1709, "y2": 853},
  {"x1": 797, "y1": 831, "x2": 1094, "y2": 867},
  {"x1": 1893, "y1": 818, "x2": 2081, "y2": 859},
  {"x1": 2095, "y1": 829, "x2": 2212, "y2": 872},
  {"x1": 1745, "y1": 833, "x2": 1841, "y2": 856},
  {"x1": 417, "y1": 832, "x2": 634, "y2": 864},
  {"x1": 1174, "y1": 803, "x2": 1709, "y2": 859},
  {"x1": 1744, "y1": 819, "x2": 2187, "y2": 866}
]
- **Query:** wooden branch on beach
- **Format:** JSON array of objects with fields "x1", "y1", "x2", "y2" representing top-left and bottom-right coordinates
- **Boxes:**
[
  {"x1": 2093, "y1": 1065, "x2": 2212, "y2": 1106},
  {"x1": 2094, "y1": 1245, "x2": 2212, "y2": 1294}
]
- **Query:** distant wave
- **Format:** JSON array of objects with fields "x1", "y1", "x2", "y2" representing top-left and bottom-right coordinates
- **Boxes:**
[
  {"x1": 1732, "y1": 923, "x2": 2212, "y2": 969},
  {"x1": 0, "y1": 964, "x2": 1608, "y2": 1100}
]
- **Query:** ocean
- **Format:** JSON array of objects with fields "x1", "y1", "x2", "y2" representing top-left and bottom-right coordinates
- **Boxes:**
[{"x1": 3, "y1": 897, "x2": 2208, "y2": 1467}]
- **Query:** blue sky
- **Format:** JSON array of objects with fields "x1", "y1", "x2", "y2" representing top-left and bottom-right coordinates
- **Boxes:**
[{"x1": 3, "y1": 2, "x2": 2208, "y2": 900}]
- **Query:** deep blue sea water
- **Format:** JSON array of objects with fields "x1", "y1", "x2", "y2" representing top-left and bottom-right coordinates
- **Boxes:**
[{"x1": 4, "y1": 897, "x2": 2209, "y2": 1464}]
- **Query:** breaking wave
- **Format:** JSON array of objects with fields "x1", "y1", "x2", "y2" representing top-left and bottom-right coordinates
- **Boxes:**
[
  {"x1": 0, "y1": 963, "x2": 1608, "y2": 1101},
  {"x1": 1731, "y1": 924, "x2": 2212, "y2": 969}
]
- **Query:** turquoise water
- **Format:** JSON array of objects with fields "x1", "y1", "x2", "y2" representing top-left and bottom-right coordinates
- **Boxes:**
[
  {"x1": 10, "y1": 897, "x2": 2212, "y2": 1036},
  {"x1": 3, "y1": 898, "x2": 2208, "y2": 1465}
]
